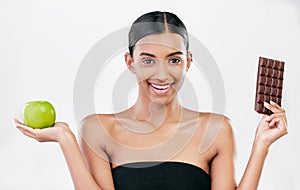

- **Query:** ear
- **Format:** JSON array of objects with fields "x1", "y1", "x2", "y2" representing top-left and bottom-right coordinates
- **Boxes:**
[
  {"x1": 186, "y1": 51, "x2": 193, "y2": 72},
  {"x1": 125, "y1": 52, "x2": 135, "y2": 74}
]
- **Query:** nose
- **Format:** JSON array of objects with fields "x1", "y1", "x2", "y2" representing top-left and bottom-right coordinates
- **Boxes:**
[{"x1": 155, "y1": 61, "x2": 169, "y2": 81}]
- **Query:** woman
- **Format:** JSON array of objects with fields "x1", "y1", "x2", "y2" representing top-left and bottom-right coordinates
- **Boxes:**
[{"x1": 14, "y1": 11, "x2": 288, "y2": 190}]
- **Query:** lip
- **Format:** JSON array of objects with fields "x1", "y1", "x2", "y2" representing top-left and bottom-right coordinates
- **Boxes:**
[{"x1": 148, "y1": 82, "x2": 175, "y2": 95}]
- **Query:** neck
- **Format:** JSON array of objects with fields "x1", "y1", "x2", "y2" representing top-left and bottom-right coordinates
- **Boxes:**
[{"x1": 130, "y1": 96, "x2": 183, "y2": 127}]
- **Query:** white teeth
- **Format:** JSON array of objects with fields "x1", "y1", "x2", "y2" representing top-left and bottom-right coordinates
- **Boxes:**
[{"x1": 150, "y1": 83, "x2": 170, "y2": 90}]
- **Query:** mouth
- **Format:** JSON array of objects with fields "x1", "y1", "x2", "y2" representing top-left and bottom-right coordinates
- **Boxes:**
[{"x1": 148, "y1": 82, "x2": 175, "y2": 94}]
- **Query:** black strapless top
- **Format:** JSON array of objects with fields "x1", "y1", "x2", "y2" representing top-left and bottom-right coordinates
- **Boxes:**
[{"x1": 112, "y1": 162, "x2": 211, "y2": 190}]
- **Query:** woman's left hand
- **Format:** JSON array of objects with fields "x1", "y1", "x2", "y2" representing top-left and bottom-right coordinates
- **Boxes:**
[{"x1": 255, "y1": 101, "x2": 288, "y2": 149}]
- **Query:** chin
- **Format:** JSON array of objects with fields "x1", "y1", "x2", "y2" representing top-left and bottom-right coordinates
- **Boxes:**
[{"x1": 147, "y1": 87, "x2": 178, "y2": 106}]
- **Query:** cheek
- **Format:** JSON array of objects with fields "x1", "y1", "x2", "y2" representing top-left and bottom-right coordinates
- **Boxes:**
[
  {"x1": 134, "y1": 67, "x2": 156, "y2": 82},
  {"x1": 169, "y1": 66, "x2": 186, "y2": 79}
]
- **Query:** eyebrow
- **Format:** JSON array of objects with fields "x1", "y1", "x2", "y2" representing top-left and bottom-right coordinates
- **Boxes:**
[{"x1": 139, "y1": 51, "x2": 184, "y2": 58}]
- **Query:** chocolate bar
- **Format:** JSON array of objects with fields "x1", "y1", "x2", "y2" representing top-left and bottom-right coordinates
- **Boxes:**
[{"x1": 254, "y1": 57, "x2": 285, "y2": 115}]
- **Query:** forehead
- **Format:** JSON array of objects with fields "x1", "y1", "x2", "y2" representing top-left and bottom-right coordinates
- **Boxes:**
[{"x1": 134, "y1": 32, "x2": 186, "y2": 55}]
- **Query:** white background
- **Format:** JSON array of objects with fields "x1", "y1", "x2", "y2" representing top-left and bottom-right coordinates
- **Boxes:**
[{"x1": 1, "y1": 0, "x2": 300, "y2": 189}]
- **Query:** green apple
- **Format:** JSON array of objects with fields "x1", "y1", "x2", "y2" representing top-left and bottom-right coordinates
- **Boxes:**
[{"x1": 22, "y1": 101, "x2": 56, "y2": 129}]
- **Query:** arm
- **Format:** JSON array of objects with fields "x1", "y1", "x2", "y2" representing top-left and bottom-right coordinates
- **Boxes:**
[
  {"x1": 209, "y1": 116, "x2": 237, "y2": 190},
  {"x1": 236, "y1": 137, "x2": 268, "y2": 190},
  {"x1": 78, "y1": 114, "x2": 115, "y2": 189},
  {"x1": 58, "y1": 128, "x2": 103, "y2": 190},
  {"x1": 210, "y1": 101, "x2": 288, "y2": 190},
  {"x1": 237, "y1": 101, "x2": 288, "y2": 190},
  {"x1": 14, "y1": 117, "x2": 113, "y2": 190}
]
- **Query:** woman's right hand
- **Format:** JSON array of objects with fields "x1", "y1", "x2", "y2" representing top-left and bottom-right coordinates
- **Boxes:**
[{"x1": 14, "y1": 118, "x2": 71, "y2": 143}]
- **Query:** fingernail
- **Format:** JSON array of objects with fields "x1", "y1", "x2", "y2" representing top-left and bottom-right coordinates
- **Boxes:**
[
  {"x1": 264, "y1": 102, "x2": 269, "y2": 107},
  {"x1": 266, "y1": 116, "x2": 271, "y2": 121},
  {"x1": 270, "y1": 100, "x2": 276, "y2": 105}
]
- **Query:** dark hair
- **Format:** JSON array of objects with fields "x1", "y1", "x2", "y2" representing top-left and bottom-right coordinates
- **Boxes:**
[{"x1": 128, "y1": 11, "x2": 189, "y2": 56}]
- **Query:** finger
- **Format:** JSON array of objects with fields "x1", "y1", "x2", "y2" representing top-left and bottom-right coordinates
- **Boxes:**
[
  {"x1": 267, "y1": 116, "x2": 288, "y2": 131},
  {"x1": 276, "y1": 117, "x2": 288, "y2": 131},
  {"x1": 14, "y1": 120, "x2": 41, "y2": 137},
  {"x1": 268, "y1": 119, "x2": 278, "y2": 128},
  {"x1": 13, "y1": 118, "x2": 25, "y2": 125},
  {"x1": 266, "y1": 112, "x2": 288, "y2": 128},
  {"x1": 15, "y1": 122, "x2": 34, "y2": 132},
  {"x1": 270, "y1": 101, "x2": 285, "y2": 112},
  {"x1": 16, "y1": 125, "x2": 35, "y2": 135},
  {"x1": 14, "y1": 119, "x2": 46, "y2": 141},
  {"x1": 20, "y1": 129, "x2": 36, "y2": 139},
  {"x1": 258, "y1": 115, "x2": 268, "y2": 126},
  {"x1": 16, "y1": 125, "x2": 36, "y2": 137},
  {"x1": 13, "y1": 118, "x2": 30, "y2": 128},
  {"x1": 264, "y1": 102, "x2": 283, "y2": 114},
  {"x1": 265, "y1": 112, "x2": 286, "y2": 122}
]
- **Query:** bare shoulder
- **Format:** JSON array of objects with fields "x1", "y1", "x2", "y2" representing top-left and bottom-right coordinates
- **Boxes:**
[
  {"x1": 195, "y1": 111, "x2": 234, "y2": 152},
  {"x1": 210, "y1": 113, "x2": 233, "y2": 142},
  {"x1": 79, "y1": 113, "x2": 116, "y2": 146},
  {"x1": 79, "y1": 114, "x2": 117, "y2": 189},
  {"x1": 199, "y1": 112, "x2": 233, "y2": 133},
  {"x1": 80, "y1": 113, "x2": 115, "y2": 127},
  {"x1": 206, "y1": 113, "x2": 237, "y2": 188},
  {"x1": 204, "y1": 112, "x2": 234, "y2": 153}
]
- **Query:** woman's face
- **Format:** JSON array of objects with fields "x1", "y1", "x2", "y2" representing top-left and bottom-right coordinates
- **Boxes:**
[{"x1": 125, "y1": 32, "x2": 192, "y2": 104}]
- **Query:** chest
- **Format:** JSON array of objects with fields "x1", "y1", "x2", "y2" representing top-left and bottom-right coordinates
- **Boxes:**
[{"x1": 105, "y1": 120, "x2": 217, "y2": 170}]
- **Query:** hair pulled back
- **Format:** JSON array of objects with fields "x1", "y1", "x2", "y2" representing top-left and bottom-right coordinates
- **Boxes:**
[{"x1": 128, "y1": 11, "x2": 189, "y2": 56}]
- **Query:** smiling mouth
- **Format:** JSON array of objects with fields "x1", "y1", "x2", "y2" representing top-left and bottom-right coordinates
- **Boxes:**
[{"x1": 148, "y1": 82, "x2": 175, "y2": 94}]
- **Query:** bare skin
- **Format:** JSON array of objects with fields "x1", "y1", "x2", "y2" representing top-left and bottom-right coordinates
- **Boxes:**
[{"x1": 14, "y1": 32, "x2": 288, "y2": 190}]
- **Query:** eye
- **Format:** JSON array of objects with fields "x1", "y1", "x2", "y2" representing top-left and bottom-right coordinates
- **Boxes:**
[
  {"x1": 169, "y1": 58, "x2": 181, "y2": 64},
  {"x1": 142, "y1": 58, "x2": 156, "y2": 65}
]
